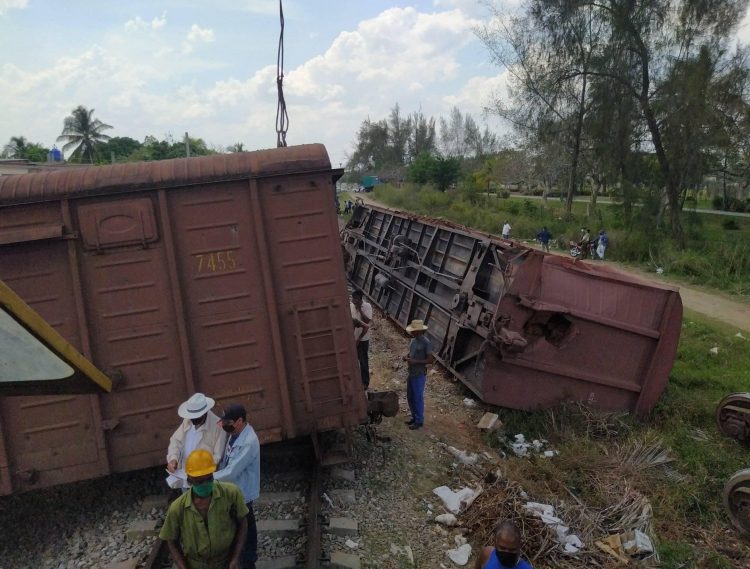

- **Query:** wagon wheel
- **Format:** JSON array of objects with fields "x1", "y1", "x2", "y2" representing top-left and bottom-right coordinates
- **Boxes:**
[
  {"x1": 724, "y1": 469, "x2": 750, "y2": 534},
  {"x1": 716, "y1": 393, "x2": 750, "y2": 443}
]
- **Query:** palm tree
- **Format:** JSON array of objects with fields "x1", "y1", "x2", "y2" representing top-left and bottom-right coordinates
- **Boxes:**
[
  {"x1": 2, "y1": 136, "x2": 29, "y2": 158},
  {"x1": 56, "y1": 106, "x2": 113, "y2": 163}
]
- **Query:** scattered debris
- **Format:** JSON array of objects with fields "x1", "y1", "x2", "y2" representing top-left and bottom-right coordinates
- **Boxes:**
[
  {"x1": 433, "y1": 486, "x2": 482, "y2": 514},
  {"x1": 345, "y1": 539, "x2": 359, "y2": 549},
  {"x1": 736, "y1": 332, "x2": 747, "y2": 340},
  {"x1": 322, "y1": 492, "x2": 334, "y2": 508},
  {"x1": 508, "y1": 433, "x2": 557, "y2": 459},
  {"x1": 404, "y1": 545, "x2": 415, "y2": 564},
  {"x1": 463, "y1": 398, "x2": 477, "y2": 408},
  {"x1": 444, "y1": 445, "x2": 481, "y2": 466},
  {"x1": 523, "y1": 502, "x2": 583, "y2": 554},
  {"x1": 435, "y1": 514, "x2": 458, "y2": 526},
  {"x1": 622, "y1": 529, "x2": 654, "y2": 556},
  {"x1": 446, "y1": 536, "x2": 472, "y2": 566},
  {"x1": 655, "y1": 267, "x2": 664, "y2": 274},
  {"x1": 477, "y1": 413, "x2": 500, "y2": 430},
  {"x1": 709, "y1": 346, "x2": 719, "y2": 355}
]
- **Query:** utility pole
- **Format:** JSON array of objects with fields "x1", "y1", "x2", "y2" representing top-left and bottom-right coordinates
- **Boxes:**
[
  {"x1": 185, "y1": 132, "x2": 190, "y2": 158},
  {"x1": 111, "y1": 151, "x2": 115, "y2": 164}
]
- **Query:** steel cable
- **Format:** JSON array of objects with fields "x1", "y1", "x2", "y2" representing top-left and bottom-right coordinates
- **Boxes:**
[{"x1": 275, "y1": 0, "x2": 289, "y2": 147}]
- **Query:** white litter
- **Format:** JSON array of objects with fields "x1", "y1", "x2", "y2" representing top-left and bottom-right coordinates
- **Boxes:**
[
  {"x1": 622, "y1": 529, "x2": 654, "y2": 555},
  {"x1": 454, "y1": 535, "x2": 467, "y2": 547},
  {"x1": 524, "y1": 501, "x2": 583, "y2": 555},
  {"x1": 435, "y1": 513, "x2": 458, "y2": 526},
  {"x1": 709, "y1": 346, "x2": 719, "y2": 355},
  {"x1": 542, "y1": 450, "x2": 559, "y2": 458},
  {"x1": 463, "y1": 398, "x2": 477, "y2": 408},
  {"x1": 515, "y1": 434, "x2": 526, "y2": 443},
  {"x1": 736, "y1": 332, "x2": 747, "y2": 340},
  {"x1": 345, "y1": 539, "x2": 359, "y2": 549},
  {"x1": 322, "y1": 492, "x2": 334, "y2": 508},
  {"x1": 405, "y1": 545, "x2": 415, "y2": 564},
  {"x1": 656, "y1": 267, "x2": 664, "y2": 274},
  {"x1": 511, "y1": 443, "x2": 529, "y2": 456},
  {"x1": 433, "y1": 486, "x2": 475, "y2": 514},
  {"x1": 532, "y1": 439, "x2": 544, "y2": 451},
  {"x1": 446, "y1": 446, "x2": 481, "y2": 466},
  {"x1": 564, "y1": 534, "x2": 584, "y2": 554},
  {"x1": 446, "y1": 543, "x2": 472, "y2": 566}
]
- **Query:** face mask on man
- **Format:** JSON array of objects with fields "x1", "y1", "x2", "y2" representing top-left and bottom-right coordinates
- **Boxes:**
[
  {"x1": 495, "y1": 550, "x2": 520, "y2": 568},
  {"x1": 191, "y1": 480, "x2": 214, "y2": 497},
  {"x1": 222, "y1": 422, "x2": 235, "y2": 434}
]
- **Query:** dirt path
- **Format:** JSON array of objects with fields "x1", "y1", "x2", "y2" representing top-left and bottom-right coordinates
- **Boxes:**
[{"x1": 350, "y1": 193, "x2": 750, "y2": 332}]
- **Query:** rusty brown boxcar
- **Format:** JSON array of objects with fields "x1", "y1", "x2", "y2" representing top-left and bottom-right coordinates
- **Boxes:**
[
  {"x1": 343, "y1": 204, "x2": 682, "y2": 417},
  {"x1": 0, "y1": 144, "x2": 367, "y2": 495}
]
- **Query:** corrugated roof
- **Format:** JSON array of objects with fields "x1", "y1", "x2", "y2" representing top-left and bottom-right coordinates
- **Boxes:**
[{"x1": 0, "y1": 144, "x2": 331, "y2": 206}]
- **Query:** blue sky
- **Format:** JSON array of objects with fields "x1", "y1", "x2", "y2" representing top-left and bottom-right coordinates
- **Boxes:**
[{"x1": 2, "y1": 1, "x2": 749, "y2": 166}]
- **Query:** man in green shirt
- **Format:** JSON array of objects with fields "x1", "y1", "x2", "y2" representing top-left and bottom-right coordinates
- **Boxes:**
[{"x1": 159, "y1": 449, "x2": 249, "y2": 569}]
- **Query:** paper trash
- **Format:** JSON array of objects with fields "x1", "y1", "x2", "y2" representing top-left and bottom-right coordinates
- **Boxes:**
[
  {"x1": 446, "y1": 543, "x2": 472, "y2": 565},
  {"x1": 166, "y1": 468, "x2": 188, "y2": 490}
]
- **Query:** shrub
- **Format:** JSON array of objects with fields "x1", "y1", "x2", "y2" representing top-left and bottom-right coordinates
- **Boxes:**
[
  {"x1": 722, "y1": 218, "x2": 740, "y2": 231},
  {"x1": 501, "y1": 190, "x2": 511, "y2": 199}
]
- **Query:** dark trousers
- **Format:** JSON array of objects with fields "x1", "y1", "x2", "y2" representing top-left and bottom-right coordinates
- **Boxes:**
[
  {"x1": 357, "y1": 340, "x2": 370, "y2": 388},
  {"x1": 242, "y1": 502, "x2": 257, "y2": 569},
  {"x1": 407, "y1": 374, "x2": 426, "y2": 425}
]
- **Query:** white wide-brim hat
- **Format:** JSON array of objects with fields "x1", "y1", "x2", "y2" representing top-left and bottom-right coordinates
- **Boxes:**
[
  {"x1": 406, "y1": 319, "x2": 428, "y2": 333},
  {"x1": 178, "y1": 393, "x2": 216, "y2": 419}
]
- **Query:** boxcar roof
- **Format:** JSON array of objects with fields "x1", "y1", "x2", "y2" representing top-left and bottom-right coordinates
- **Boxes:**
[{"x1": 0, "y1": 144, "x2": 331, "y2": 206}]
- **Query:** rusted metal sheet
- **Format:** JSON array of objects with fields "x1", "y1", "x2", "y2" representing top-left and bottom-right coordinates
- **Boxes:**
[
  {"x1": 342, "y1": 204, "x2": 682, "y2": 417},
  {"x1": 0, "y1": 145, "x2": 366, "y2": 494}
]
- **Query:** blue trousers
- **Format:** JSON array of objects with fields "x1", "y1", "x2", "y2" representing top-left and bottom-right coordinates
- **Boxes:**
[{"x1": 407, "y1": 374, "x2": 426, "y2": 425}]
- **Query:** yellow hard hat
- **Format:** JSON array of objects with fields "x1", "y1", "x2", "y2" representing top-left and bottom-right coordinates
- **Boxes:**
[{"x1": 185, "y1": 449, "x2": 216, "y2": 477}]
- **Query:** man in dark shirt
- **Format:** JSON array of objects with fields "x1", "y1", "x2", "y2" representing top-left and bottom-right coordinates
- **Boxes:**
[
  {"x1": 402, "y1": 319, "x2": 434, "y2": 430},
  {"x1": 536, "y1": 227, "x2": 552, "y2": 252}
]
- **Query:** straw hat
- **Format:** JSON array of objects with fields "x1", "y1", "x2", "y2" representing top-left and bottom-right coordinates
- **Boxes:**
[
  {"x1": 178, "y1": 393, "x2": 216, "y2": 419},
  {"x1": 406, "y1": 319, "x2": 428, "y2": 333}
]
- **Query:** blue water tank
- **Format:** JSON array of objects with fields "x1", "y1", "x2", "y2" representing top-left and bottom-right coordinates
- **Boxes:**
[{"x1": 48, "y1": 147, "x2": 62, "y2": 162}]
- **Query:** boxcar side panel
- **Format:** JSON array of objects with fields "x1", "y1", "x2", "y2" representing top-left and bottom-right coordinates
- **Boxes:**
[
  {"x1": 168, "y1": 182, "x2": 289, "y2": 443},
  {"x1": 0, "y1": 238, "x2": 106, "y2": 491},
  {"x1": 258, "y1": 174, "x2": 366, "y2": 431},
  {"x1": 74, "y1": 195, "x2": 188, "y2": 473}
]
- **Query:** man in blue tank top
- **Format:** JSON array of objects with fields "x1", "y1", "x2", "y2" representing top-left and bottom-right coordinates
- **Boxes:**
[{"x1": 474, "y1": 520, "x2": 533, "y2": 569}]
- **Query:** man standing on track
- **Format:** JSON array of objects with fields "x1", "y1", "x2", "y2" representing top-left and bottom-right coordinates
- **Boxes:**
[
  {"x1": 351, "y1": 289, "x2": 373, "y2": 389},
  {"x1": 166, "y1": 393, "x2": 227, "y2": 483},
  {"x1": 160, "y1": 449, "x2": 248, "y2": 569},
  {"x1": 213, "y1": 404, "x2": 261, "y2": 569},
  {"x1": 403, "y1": 319, "x2": 434, "y2": 430}
]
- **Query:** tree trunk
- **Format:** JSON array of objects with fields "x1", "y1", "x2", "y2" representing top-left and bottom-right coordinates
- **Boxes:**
[
  {"x1": 566, "y1": 73, "x2": 588, "y2": 216},
  {"x1": 640, "y1": 98, "x2": 684, "y2": 245}
]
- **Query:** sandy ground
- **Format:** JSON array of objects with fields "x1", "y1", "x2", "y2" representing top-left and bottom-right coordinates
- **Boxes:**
[{"x1": 350, "y1": 193, "x2": 750, "y2": 332}]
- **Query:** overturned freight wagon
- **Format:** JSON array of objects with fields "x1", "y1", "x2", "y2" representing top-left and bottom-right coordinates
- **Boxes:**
[
  {"x1": 0, "y1": 144, "x2": 367, "y2": 495},
  {"x1": 342, "y1": 204, "x2": 682, "y2": 417}
]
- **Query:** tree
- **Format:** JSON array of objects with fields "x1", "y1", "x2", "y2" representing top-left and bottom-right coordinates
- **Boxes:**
[
  {"x1": 408, "y1": 110, "x2": 437, "y2": 160},
  {"x1": 94, "y1": 136, "x2": 142, "y2": 163},
  {"x1": 57, "y1": 106, "x2": 113, "y2": 163},
  {"x1": 227, "y1": 142, "x2": 245, "y2": 153},
  {"x1": 2, "y1": 136, "x2": 29, "y2": 158}
]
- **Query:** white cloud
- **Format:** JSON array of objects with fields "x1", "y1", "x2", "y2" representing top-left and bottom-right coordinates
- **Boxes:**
[
  {"x1": 0, "y1": 0, "x2": 27, "y2": 16},
  {"x1": 183, "y1": 24, "x2": 215, "y2": 53},
  {"x1": 442, "y1": 70, "x2": 511, "y2": 116},
  {"x1": 124, "y1": 12, "x2": 167, "y2": 32},
  {"x1": 0, "y1": 5, "x2": 501, "y2": 166}
]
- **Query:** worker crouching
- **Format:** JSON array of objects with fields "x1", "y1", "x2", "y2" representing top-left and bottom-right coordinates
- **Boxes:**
[{"x1": 159, "y1": 449, "x2": 248, "y2": 569}]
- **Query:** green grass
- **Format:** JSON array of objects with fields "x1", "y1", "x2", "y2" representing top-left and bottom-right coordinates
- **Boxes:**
[
  {"x1": 488, "y1": 312, "x2": 750, "y2": 568},
  {"x1": 372, "y1": 183, "x2": 750, "y2": 298}
]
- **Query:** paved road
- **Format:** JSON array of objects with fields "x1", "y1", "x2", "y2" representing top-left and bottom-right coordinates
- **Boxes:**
[{"x1": 508, "y1": 194, "x2": 750, "y2": 218}]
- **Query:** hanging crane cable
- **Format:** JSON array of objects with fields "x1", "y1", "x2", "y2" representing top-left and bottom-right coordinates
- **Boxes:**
[{"x1": 275, "y1": 0, "x2": 289, "y2": 147}]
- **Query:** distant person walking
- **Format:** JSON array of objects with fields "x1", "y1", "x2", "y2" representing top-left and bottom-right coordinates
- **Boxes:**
[
  {"x1": 351, "y1": 289, "x2": 373, "y2": 389},
  {"x1": 536, "y1": 227, "x2": 552, "y2": 252},
  {"x1": 501, "y1": 220, "x2": 512, "y2": 239},
  {"x1": 403, "y1": 319, "x2": 434, "y2": 430},
  {"x1": 596, "y1": 229, "x2": 609, "y2": 260}
]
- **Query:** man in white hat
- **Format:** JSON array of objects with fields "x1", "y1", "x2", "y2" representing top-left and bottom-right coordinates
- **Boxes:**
[
  {"x1": 166, "y1": 393, "x2": 227, "y2": 476},
  {"x1": 402, "y1": 320, "x2": 434, "y2": 430}
]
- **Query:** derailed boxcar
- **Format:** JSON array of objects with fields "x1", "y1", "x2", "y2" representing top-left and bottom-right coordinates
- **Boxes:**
[
  {"x1": 0, "y1": 144, "x2": 366, "y2": 495},
  {"x1": 342, "y1": 204, "x2": 682, "y2": 417}
]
